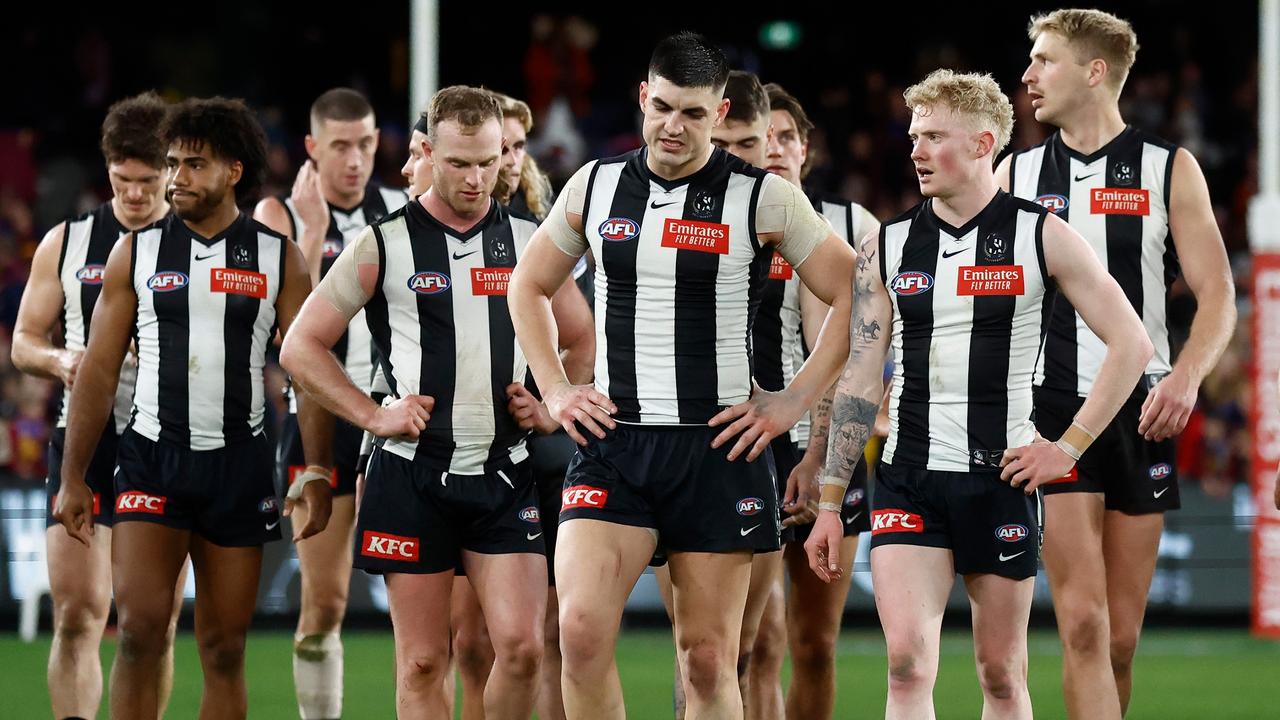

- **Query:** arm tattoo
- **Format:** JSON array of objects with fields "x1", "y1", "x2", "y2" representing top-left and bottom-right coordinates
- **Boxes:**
[
  {"x1": 823, "y1": 395, "x2": 878, "y2": 483},
  {"x1": 807, "y1": 390, "x2": 834, "y2": 457}
]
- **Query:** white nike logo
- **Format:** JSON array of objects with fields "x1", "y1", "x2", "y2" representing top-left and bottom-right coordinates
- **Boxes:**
[
  {"x1": 1154, "y1": 487, "x2": 1169, "y2": 499},
  {"x1": 740, "y1": 525, "x2": 760, "y2": 536},
  {"x1": 527, "y1": 532, "x2": 542, "y2": 541},
  {"x1": 844, "y1": 511, "x2": 862, "y2": 526},
  {"x1": 265, "y1": 520, "x2": 280, "y2": 531},
  {"x1": 999, "y1": 551, "x2": 1025, "y2": 562}
]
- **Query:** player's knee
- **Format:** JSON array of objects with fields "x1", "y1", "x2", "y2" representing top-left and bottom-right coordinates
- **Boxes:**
[
  {"x1": 558, "y1": 604, "x2": 609, "y2": 669},
  {"x1": 197, "y1": 633, "x2": 247, "y2": 678},
  {"x1": 790, "y1": 629, "x2": 837, "y2": 674},
  {"x1": 453, "y1": 625, "x2": 495, "y2": 679},
  {"x1": 682, "y1": 640, "x2": 732, "y2": 699},
  {"x1": 492, "y1": 632, "x2": 543, "y2": 681},
  {"x1": 885, "y1": 640, "x2": 932, "y2": 693},
  {"x1": 116, "y1": 611, "x2": 170, "y2": 662},
  {"x1": 1109, "y1": 630, "x2": 1140, "y2": 675},
  {"x1": 398, "y1": 648, "x2": 450, "y2": 689},
  {"x1": 306, "y1": 593, "x2": 349, "y2": 632},
  {"x1": 735, "y1": 647, "x2": 752, "y2": 678},
  {"x1": 975, "y1": 656, "x2": 1024, "y2": 701},
  {"x1": 1060, "y1": 604, "x2": 1110, "y2": 657},
  {"x1": 52, "y1": 598, "x2": 107, "y2": 645}
]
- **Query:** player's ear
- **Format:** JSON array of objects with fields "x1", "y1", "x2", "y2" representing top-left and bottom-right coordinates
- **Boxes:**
[
  {"x1": 227, "y1": 159, "x2": 244, "y2": 187},
  {"x1": 716, "y1": 97, "x2": 731, "y2": 126},
  {"x1": 974, "y1": 130, "x2": 995, "y2": 160},
  {"x1": 1087, "y1": 58, "x2": 1108, "y2": 89},
  {"x1": 638, "y1": 81, "x2": 649, "y2": 112},
  {"x1": 303, "y1": 134, "x2": 318, "y2": 162}
]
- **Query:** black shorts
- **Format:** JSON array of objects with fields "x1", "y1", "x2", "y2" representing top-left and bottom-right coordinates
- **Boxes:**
[
  {"x1": 790, "y1": 449, "x2": 871, "y2": 544},
  {"x1": 770, "y1": 436, "x2": 800, "y2": 546},
  {"x1": 560, "y1": 424, "x2": 780, "y2": 553},
  {"x1": 354, "y1": 450, "x2": 544, "y2": 575},
  {"x1": 46, "y1": 426, "x2": 119, "y2": 528},
  {"x1": 113, "y1": 429, "x2": 281, "y2": 547},
  {"x1": 528, "y1": 431, "x2": 575, "y2": 586},
  {"x1": 1034, "y1": 385, "x2": 1179, "y2": 514},
  {"x1": 276, "y1": 412, "x2": 361, "y2": 496},
  {"x1": 870, "y1": 462, "x2": 1041, "y2": 580}
]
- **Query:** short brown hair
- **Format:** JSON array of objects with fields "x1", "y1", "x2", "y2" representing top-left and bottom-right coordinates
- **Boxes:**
[
  {"x1": 101, "y1": 92, "x2": 168, "y2": 169},
  {"x1": 724, "y1": 71, "x2": 769, "y2": 124},
  {"x1": 904, "y1": 69, "x2": 1015, "y2": 156},
  {"x1": 427, "y1": 86, "x2": 502, "y2": 142},
  {"x1": 486, "y1": 90, "x2": 534, "y2": 133},
  {"x1": 309, "y1": 87, "x2": 374, "y2": 134},
  {"x1": 764, "y1": 82, "x2": 817, "y2": 178},
  {"x1": 1029, "y1": 9, "x2": 1139, "y2": 92}
]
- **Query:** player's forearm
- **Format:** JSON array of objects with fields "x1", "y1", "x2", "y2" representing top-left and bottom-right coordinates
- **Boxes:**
[
  {"x1": 280, "y1": 334, "x2": 380, "y2": 431},
  {"x1": 10, "y1": 330, "x2": 66, "y2": 380},
  {"x1": 804, "y1": 383, "x2": 836, "y2": 462},
  {"x1": 560, "y1": 333, "x2": 595, "y2": 385},
  {"x1": 818, "y1": 362, "x2": 881, "y2": 503},
  {"x1": 1173, "y1": 279, "x2": 1236, "y2": 385},
  {"x1": 789, "y1": 294, "x2": 851, "y2": 408},
  {"x1": 60, "y1": 362, "x2": 120, "y2": 485},
  {"x1": 510, "y1": 279, "x2": 571, "y2": 392},
  {"x1": 295, "y1": 390, "x2": 335, "y2": 470},
  {"x1": 1073, "y1": 331, "x2": 1155, "y2": 438},
  {"x1": 297, "y1": 227, "x2": 326, "y2": 286}
]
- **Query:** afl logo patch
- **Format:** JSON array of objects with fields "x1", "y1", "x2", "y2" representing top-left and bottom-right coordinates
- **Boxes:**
[
  {"x1": 1034, "y1": 194, "x2": 1069, "y2": 214},
  {"x1": 1149, "y1": 463, "x2": 1172, "y2": 480},
  {"x1": 407, "y1": 271, "x2": 451, "y2": 295},
  {"x1": 147, "y1": 271, "x2": 189, "y2": 292},
  {"x1": 76, "y1": 264, "x2": 106, "y2": 285},
  {"x1": 736, "y1": 497, "x2": 765, "y2": 516},
  {"x1": 599, "y1": 217, "x2": 639, "y2": 242},
  {"x1": 890, "y1": 271, "x2": 933, "y2": 296},
  {"x1": 259, "y1": 496, "x2": 279, "y2": 514},
  {"x1": 519, "y1": 506, "x2": 540, "y2": 523},
  {"x1": 995, "y1": 524, "x2": 1029, "y2": 542}
]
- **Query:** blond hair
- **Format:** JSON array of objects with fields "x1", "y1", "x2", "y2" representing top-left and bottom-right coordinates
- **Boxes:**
[
  {"x1": 1029, "y1": 9, "x2": 1139, "y2": 92},
  {"x1": 484, "y1": 89, "x2": 553, "y2": 220},
  {"x1": 903, "y1": 69, "x2": 1014, "y2": 156}
]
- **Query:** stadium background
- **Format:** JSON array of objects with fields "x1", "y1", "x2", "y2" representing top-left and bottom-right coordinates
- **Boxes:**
[{"x1": 0, "y1": 2, "x2": 1276, "y2": 717}]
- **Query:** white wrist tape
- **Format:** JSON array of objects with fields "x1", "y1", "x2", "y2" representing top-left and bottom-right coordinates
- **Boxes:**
[{"x1": 288, "y1": 465, "x2": 331, "y2": 500}]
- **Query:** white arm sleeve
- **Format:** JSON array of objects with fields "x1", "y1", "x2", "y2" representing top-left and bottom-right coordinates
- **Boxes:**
[
  {"x1": 541, "y1": 162, "x2": 594, "y2": 257},
  {"x1": 753, "y1": 174, "x2": 830, "y2": 268}
]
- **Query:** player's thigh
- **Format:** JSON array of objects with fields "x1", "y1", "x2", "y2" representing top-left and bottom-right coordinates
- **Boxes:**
[
  {"x1": 964, "y1": 572, "x2": 1033, "y2": 661},
  {"x1": 386, "y1": 571, "x2": 456, "y2": 655},
  {"x1": 1101, "y1": 510, "x2": 1163, "y2": 632},
  {"x1": 870, "y1": 544, "x2": 952, "y2": 653},
  {"x1": 741, "y1": 550, "x2": 784, "y2": 645},
  {"x1": 188, "y1": 537, "x2": 265, "y2": 638},
  {"x1": 112, "y1": 522, "x2": 191, "y2": 626},
  {"x1": 46, "y1": 524, "x2": 113, "y2": 619},
  {"x1": 1042, "y1": 492, "x2": 1108, "y2": 602},
  {"x1": 667, "y1": 549, "x2": 753, "y2": 647},
  {"x1": 463, "y1": 550, "x2": 548, "y2": 650},
  {"x1": 295, "y1": 494, "x2": 357, "y2": 595},
  {"x1": 554, "y1": 518, "x2": 656, "y2": 626},
  {"x1": 450, "y1": 576, "x2": 487, "y2": 642}
]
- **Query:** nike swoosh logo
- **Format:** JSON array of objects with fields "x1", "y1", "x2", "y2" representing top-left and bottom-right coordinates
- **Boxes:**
[
  {"x1": 844, "y1": 511, "x2": 862, "y2": 526},
  {"x1": 941, "y1": 247, "x2": 971, "y2": 259},
  {"x1": 527, "y1": 532, "x2": 542, "y2": 541},
  {"x1": 1154, "y1": 487, "x2": 1169, "y2": 499},
  {"x1": 452, "y1": 250, "x2": 479, "y2": 260},
  {"x1": 740, "y1": 525, "x2": 760, "y2": 536},
  {"x1": 999, "y1": 551, "x2": 1025, "y2": 562},
  {"x1": 1074, "y1": 172, "x2": 1100, "y2": 182},
  {"x1": 650, "y1": 200, "x2": 678, "y2": 209},
  {"x1": 194, "y1": 253, "x2": 218, "y2": 261},
  {"x1": 265, "y1": 520, "x2": 280, "y2": 531}
]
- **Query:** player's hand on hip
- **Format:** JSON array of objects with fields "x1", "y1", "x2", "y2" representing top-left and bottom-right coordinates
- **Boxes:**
[
  {"x1": 782, "y1": 455, "x2": 820, "y2": 528},
  {"x1": 1000, "y1": 439, "x2": 1075, "y2": 493},
  {"x1": 56, "y1": 349, "x2": 83, "y2": 389},
  {"x1": 290, "y1": 480, "x2": 333, "y2": 541},
  {"x1": 708, "y1": 384, "x2": 804, "y2": 461},
  {"x1": 291, "y1": 160, "x2": 331, "y2": 235},
  {"x1": 506, "y1": 382, "x2": 559, "y2": 435},
  {"x1": 369, "y1": 395, "x2": 435, "y2": 439},
  {"x1": 804, "y1": 511, "x2": 845, "y2": 583},
  {"x1": 543, "y1": 382, "x2": 617, "y2": 446},
  {"x1": 52, "y1": 479, "x2": 95, "y2": 547},
  {"x1": 1138, "y1": 369, "x2": 1196, "y2": 441}
]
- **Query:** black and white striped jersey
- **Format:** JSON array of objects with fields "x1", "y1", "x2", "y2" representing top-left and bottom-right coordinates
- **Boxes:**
[
  {"x1": 365, "y1": 199, "x2": 538, "y2": 475},
  {"x1": 129, "y1": 213, "x2": 286, "y2": 450},
  {"x1": 1009, "y1": 126, "x2": 1178, "y2": 397},
  {"x1": 879, "y1": 191, "x2": 1054, "y2": 472},
  {"x1": 55, "y1": 202, "x2": 136, "y2": 432},
  {"x1": 281, "y1": 184, "x2": 407, "y2": 406},
  {"x1": 576, "y1": 147, "x2": 776, "y2": 425}
]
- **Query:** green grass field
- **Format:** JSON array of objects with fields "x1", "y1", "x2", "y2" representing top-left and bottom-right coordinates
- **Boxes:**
[{"x1": 2, "y1": 627, "x2": 1276, "y2": 718}]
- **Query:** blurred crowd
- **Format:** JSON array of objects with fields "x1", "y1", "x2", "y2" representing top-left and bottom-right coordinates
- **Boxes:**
[{"x1": 0, "y1": 10, "x2": 1258, "y2": 496}]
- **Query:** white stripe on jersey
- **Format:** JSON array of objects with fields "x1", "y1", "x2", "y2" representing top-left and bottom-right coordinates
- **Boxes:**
[
  {"x1": 186, "y1": 242, "x2": 228, "y2": 439},
  {"x1": 880, "y1": 220, "x2": 911, "y2": 464},
  {"x1": 130, "y1": 228, "x2": 163, "y2": 442},
  {"x1": 713, "y1": 173, "x2": 759, "y2": 407},
  {"x1": 1140, "y1": 142, "x2": 1174, "y2": 375}
]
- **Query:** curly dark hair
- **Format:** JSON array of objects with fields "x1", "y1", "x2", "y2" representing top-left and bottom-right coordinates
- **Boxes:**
[
  {"x1": 160, "y1": 96, "x2": 268, "y2": 202},
  {"x1": 101, "y1": 91, "x2": 169, "y2": 169}
]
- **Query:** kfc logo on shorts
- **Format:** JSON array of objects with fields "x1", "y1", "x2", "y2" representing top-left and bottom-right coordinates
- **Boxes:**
[
  {"x1": 599, "y1": 217, "x2": 639, "y2": 242},
  {"x1": 736, "y1": 497, "x2": 765, "y2": 516},
  {"x1": 519, "y1": 506, "x2": 540, "y2": 523},
  {"x1": 116, "y1": 491, "x2": 166, "y2": 514},
  {"x1": 1149, "y1": 463, "x2": 1173, "y2": 481},
  {"x1": 361, "y1": 531, "x2": 420, "y2": 561},
  {"x1": 561, "y1": 485, "x2": 608, "y2": 510},
  {"x1": 995, "y1": 524, "x2": 1029, "y2": 542},
  {"x1": 76, "y1": 264, "x2": 106, "y2": 285},
  {"x1": 1034, "y1": 194, "x2": 1069, "y2": 214},
  {"x1": 1046, "y1": 466, "x2": 1079, "y2": 485},
  {"x1": 871, "y1": 508, "x2": 924, "y2": 535},
  {"x1": 890, "y1": 271, "x2": 933, "y2": 296}
]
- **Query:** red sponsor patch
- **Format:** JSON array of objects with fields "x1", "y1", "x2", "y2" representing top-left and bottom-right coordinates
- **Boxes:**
[
  {"x1": 116, "y1": 490, "x2": 166, "y2": 514},
  {"x1": 561, "y1": 485, "x2": 608, "y2": 510},
  {"x1": 957, "y1": 265, "x2": 1025, "y2": 296},
  {"x1": 1045, "y1": 466, "x2": 1079, "y2": 485},
  {"x1": 211, "y1": 268, "x2": 268, "y2": 299},
  {"x1": 288, "y1": 465, "x2": 338, "y2": 489},
  {"x1": 360, "y1": 531, "x2": 421, "y2": 561},
  {"x1": 768, "y1": 252, "x2": 793, "y2": 280},
  {"x1": 871, "y1": 508, "x2": 925, "y2": 535},
  {"x1": 471, "y1": 267, "x2": 513, "y2": 296},
  {"x1": 661, "y1": 218, "x2": 730, "y2": 254},
  {"x1": 1090, "y1": 188, "x2": 1150, "y2": 216}
]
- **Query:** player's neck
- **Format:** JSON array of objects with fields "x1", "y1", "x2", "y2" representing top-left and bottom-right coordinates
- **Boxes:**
[
  {"x1": 184, "y1": 200, "x2": 241, "y2": 240},
  {"x1": 932, "y1": 172, "x2": 998, "y2": 228},
  {"x1": 322, "y1": 183, "x2": 364, "y2": 212},
  {"x1": 646, "y1": 143, "x2": 714, "y2": 182},
  {"x1": 420, "y1": 188, "x2": 489, "y2": 234},
  {"x1": 1056, "y1": 100, "x2": 1127, "y2": 156},
  {"x1": 111, "y1": 197, "x2": 169, "y2": 231}
]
